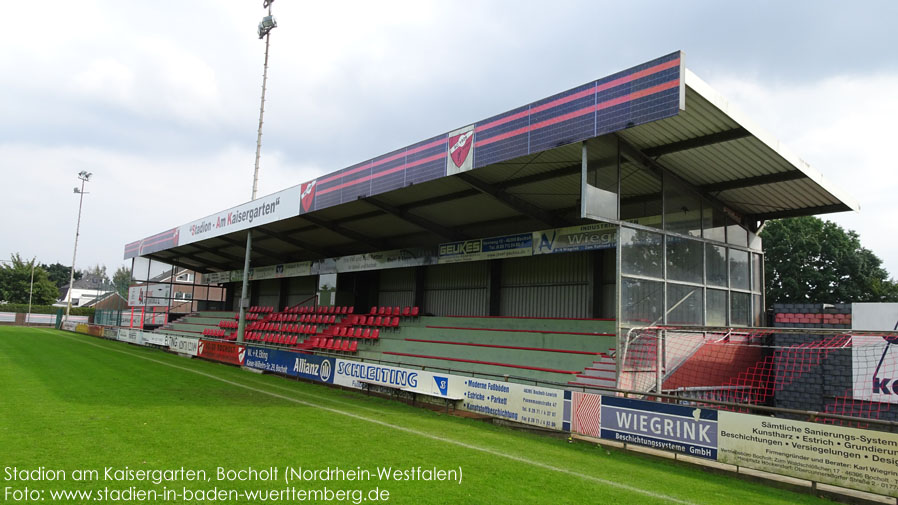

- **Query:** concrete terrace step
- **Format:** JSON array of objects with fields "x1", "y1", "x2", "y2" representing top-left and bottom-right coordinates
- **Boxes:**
[{"x1": 571, "y1": 375, "x2": 616, "y2": 387}]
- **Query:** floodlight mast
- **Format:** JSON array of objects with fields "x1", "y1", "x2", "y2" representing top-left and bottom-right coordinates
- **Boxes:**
[
  {"x1": 238, "y1": 1, "x2": 277, "y2": 344},
  {"x1": 65, "y1": 171, "x2": 92, "y2": 323}
]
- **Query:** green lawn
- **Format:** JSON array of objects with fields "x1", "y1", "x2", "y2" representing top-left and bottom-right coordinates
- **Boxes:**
[{"x1": 0, "y1": 327, "x2": 832, "y2": 504}]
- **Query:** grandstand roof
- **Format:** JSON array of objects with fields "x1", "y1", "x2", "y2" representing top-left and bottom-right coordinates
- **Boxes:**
[{"x1": 123, "y1": 51, "x2": 858, "y2": 272}]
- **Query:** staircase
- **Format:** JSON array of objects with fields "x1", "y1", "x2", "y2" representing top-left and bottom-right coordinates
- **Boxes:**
[{"x1": 570, "y1": 350, "x2": 616, "y2": 388}]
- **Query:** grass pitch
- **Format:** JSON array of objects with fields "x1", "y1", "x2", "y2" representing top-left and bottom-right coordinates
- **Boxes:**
[{"x1": 0, "y1": 327, "x2": 833, "y2": 504}]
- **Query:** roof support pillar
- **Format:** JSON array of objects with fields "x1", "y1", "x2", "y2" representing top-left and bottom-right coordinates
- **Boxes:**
[{"x1": 236, "y1": 231, "x2": 252, "y2": 343}]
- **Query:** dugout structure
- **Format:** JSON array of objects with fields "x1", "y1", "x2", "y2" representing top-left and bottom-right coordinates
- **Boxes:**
[{"x1": 122, "y1": 51, "x2": 857, "y2": 385}]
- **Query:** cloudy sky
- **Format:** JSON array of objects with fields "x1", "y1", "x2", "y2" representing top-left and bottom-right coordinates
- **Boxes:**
[{"x1": 1, "y1": 1, "x2": 896, "y2": 279}]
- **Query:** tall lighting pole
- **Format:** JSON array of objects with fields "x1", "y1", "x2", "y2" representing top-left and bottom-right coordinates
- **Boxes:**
[
  {"x1": 65, "y1": 171, "x2": 92, "y2": 322},
  {"x1": 26, "y1": 257, "x2": 35, "y2": 326},
  {"x1": 237, "y1": 1, "x2": 277, "y2": 343}
]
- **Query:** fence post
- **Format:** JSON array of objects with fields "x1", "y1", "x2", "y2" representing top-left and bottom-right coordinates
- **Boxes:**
[{"x1": 656, "y1": 329, "x2": 664, "y2": 395}]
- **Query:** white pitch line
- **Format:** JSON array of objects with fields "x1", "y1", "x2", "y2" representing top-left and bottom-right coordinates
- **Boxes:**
[{"x1": 43, "y1": 330, "x2": 699, "y2": 505}]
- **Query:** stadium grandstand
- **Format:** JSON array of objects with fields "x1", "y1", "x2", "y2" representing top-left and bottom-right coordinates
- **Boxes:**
[{"x1": 119, "y1": 50, "x2": 873, "y2": 413}]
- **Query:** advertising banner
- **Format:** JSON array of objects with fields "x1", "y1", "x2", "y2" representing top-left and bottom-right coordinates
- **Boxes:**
[
  {"x1": 198, "y1": 340, "x2": 246, "y2": 366},
  {"x1": 244, "y1": 347, "x2": 335, "y2": 383},
  {"x1": 166, "y1": 335, "x2": 199, "y2": 356},
  {"x1": 203, "y1": 271, "x2": 227, "y2": 285},
  {"x1": 439, "y1": 233, "x2": 532, "y2": 264},
  {"x1": 600, "y1": 396, "x2": 718, "y2": 459},
  {"x1": 852, "y1": 335, "x2": 898, "y2": 404},
  {"x1": 61, "y1": 320, "x2": 78, "y2": 331},
  {"x1": 532, "y1": 223, "x2": 617, "y2": 255},
  {"x1": 142, "y1": 332, "x2": 168, "y2": 346},
  {"x1": 117, "y1": 329, "x2": 144, "y2": 346},
  {"x1": 459, "y1": 378, "x2": 571, "y2": 431},
  {"x1": 178, "y1": 185, "x2": 302, "y2": 246},
  {"x1": 25, "y1": 313, "x2": 57, "y2": 325},
  {"x1": 334, "y1": 359, "x2": 458, "y2": 399},
  {"x1": 128, "y1": 284, "x2": 170, "y2": 307},
  {"x1": 717, "y1": 411, "x2": 898, "y2": 497},
  {"x1": 103, "y1": 327, "x2": 118, "y2": 340},
  {"x1": 335, "y1": 249, "x2": 434, "y2": 273},
  {"x1": 571, "y1": 392, "x2": 603, "y2": 438}
]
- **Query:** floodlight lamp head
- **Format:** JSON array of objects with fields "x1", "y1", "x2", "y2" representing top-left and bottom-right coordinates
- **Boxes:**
[
  {"x1": 263, "y1": 0, "x2": 274, "y2": 8},
  {"x1": 77, "y1": 170, "x2": 92, "y2": 181},
  {"x1": 258, "y1": 15, "x2": 277, "y2": 38}
]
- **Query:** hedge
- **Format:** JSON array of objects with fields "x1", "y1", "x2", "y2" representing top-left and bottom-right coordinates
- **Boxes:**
[{"x1": 0, "y1": 304, "x2": 94, "y2": 316}]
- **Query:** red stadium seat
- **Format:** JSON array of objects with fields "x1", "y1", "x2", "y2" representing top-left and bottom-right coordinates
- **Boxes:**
[
  {"x1": 411, "y1": 306, "x2": 419, "y2": 317},
  {"x1": 354, "y1": 327, "x2": 363, "y2": 338},
  {"x1": 348, "y1": 341, "x2": 358, "y2": 352},
  {"x1": 393, "y1": 306, "x2": 401, "y2": 316},
  {"x1": 341, "y1": 340, "x2": 350, "y2": 352},
  {"x1": 390, "y1": 316, "x2": 399, "y2": 328},
  {"x1": 363, "y1": 328, "x2": 371, "y2": 339},
  {"x1": 370, "y1": 306, "x2": 378, "y2": 315},
  {"x1": 402, "y1": 306, "x2": 410, "y2": 317},
  {"x1": 374, "y1": 316, "x2": 382, "y2": 326},
  {"x1": 371, "y1": 329, "x2": 380, "y2": 340},
  {"x1": 378, "y1": 306, "x2": 386, "y2": 316}
]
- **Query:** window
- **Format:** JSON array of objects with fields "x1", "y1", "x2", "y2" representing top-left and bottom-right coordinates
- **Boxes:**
[
  {"x1": 667, "y1": 284, "x2": 703, "y2": 325},
  {"x1": 620, "y1": 159, "x2": 662, "y2": 228},
  {"x1": 702, "y1": 206, "x2": 726, "y2": 243},
  {"x1": 664, "y1": 176, "x2": 701, "y2": 237},
  {"x1": 706, "y1": 289, "x2": 727, "y2": 326},
  {"x1": 731, "y1": 292, "x2": 751, "y2": 326},
  {"x1": 667, "y1": 236, "x2": 703, "y2": 283},
  {"x1": 622, "y1": 278, "x2": 663, "y2": 326},
  {"x1": 706, "y1": 245, "x2": 727, "y2": 287},
  {"x1": 621, "y1": 228, "x2": 663, "y2": 278},
  {"x1": 729, "y1": 249, "x2": 750, "y2": 290}
]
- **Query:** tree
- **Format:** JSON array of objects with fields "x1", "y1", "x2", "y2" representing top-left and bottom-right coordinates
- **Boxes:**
[
  {"x1": 0, "y1": 254, "x2": 59, "y2": 304},
  {"x1": 40, "y1": 262, "x2": 81, "y2": 289},
  {"x1": 112, "y1": 265, "x2": 131, "y2": 299},
  {"x1": 761, "y1": 217, "x2": 898, "y2": 306},
  {"x1": 80, "y1": 264, "x2": 109, "y2": 283}
]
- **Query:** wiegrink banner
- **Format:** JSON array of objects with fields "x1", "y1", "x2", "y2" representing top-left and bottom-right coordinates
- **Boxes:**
[{"x1": 600, "y1": 396, "x2": 718, "y2": 459}]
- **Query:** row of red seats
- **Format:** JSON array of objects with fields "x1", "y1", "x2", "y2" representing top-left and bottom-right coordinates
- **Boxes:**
[
  {"x1": 324, "y1": 326, "x2": 381, "y2": 339},
  {"x1": 345, "y1": 315, "x2": 401, "y2": 328},
  {"x1": 202, "y1": 328, "x2": 234, "y2": 339},
  {"x1": 245, "y1": 333, "x2": 300, "y2": 345},
  {"x1": 219, "y1": 320, "x2": 238, "y2": 329},
  {"x1": 309, "y1": 337, "x2": 358, "y2": 352},
  {"x1": 231, "y1": 313, "x2": 261, "y2": 321},
  {"x1": 297, "y1": 314, "x2": 337, "y2": 324},
  {"x1": 249, "y1": 306, "x2": 274, "y2": 313},
  {"x1": 370, "y1": 306, "x2": 419, "y2": 317},
  {"x1": 249, "y1": 322, "x2": 320, "y2": 335},
  {"x1": 284, "y1": 305, "x2": 355, "y2": 315}
]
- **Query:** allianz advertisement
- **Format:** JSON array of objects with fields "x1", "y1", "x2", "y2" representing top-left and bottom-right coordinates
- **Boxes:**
[{"x1": 244, "y1": 347, "x2": 335, "y2": 384}]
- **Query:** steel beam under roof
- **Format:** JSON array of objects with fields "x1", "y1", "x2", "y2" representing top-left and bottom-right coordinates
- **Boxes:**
[
  {"x1": 456, "y1": 172, "x2": 568, "y2": 229},
  {"x1": 365, "y1": 197, "x2": 467, "y2": 242},
  {"x1": 254, "y1": 227, "x2": 331, "y2": 258},
  {"x1": 301, "y1": 214, "x2": 386, "y2": 250}
]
